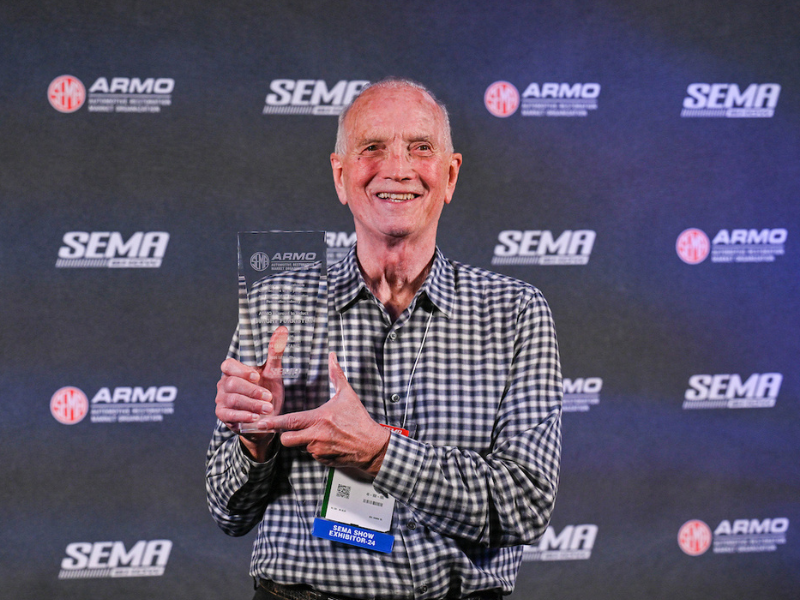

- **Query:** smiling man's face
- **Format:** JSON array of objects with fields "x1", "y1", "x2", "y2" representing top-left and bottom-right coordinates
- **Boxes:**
[{"x1": 331, "y1": 85, "x2": 462, "y2": 249}]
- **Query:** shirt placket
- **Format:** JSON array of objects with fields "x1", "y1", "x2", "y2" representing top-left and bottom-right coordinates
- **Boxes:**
[
  {"x1": 381, "y1": 305, "x2": 440, "y2": 599},
  {"x1": 381, "y1": 307, "x2": 419, "y2": 431}
]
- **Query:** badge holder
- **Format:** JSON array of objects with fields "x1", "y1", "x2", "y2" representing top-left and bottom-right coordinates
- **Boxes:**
[{"x1": 312, "y1": 425, "x2": 408, "y2": 553}]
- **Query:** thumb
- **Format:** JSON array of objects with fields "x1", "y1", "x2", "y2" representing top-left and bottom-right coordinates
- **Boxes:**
[
  {"x1": 328, "y1": 352, "x2": 348, "y2": 394},
  {"x1": 264, "y1": 326, "x2": 289, "y2": 376}
]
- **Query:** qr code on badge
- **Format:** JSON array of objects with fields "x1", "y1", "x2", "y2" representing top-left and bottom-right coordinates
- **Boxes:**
[{"x1": 336, "y1": 484, "x2": 351, "y2": 499}]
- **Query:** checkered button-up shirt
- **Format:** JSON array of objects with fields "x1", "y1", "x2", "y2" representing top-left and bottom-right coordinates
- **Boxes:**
[{"x1": 206, "y1": 246, "x2": 562, "y2": 599}]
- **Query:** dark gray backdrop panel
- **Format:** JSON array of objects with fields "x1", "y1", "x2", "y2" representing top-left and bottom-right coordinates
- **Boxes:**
[{"x1": 1, "y1": 1, "x2": 798, "y2": 599}]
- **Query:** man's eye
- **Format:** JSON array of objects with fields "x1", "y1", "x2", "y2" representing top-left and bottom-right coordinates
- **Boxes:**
[
  {"x1": 363, "y1": 145, "x2": 378, "y2": 152},
  {"x1": 415, "y1": 144, "x2": 432, "y2": 152}
]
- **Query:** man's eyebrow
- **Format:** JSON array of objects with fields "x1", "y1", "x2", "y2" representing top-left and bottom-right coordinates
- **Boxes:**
[
  {"x1": 408, "y1": 135, "x2": 435, "y2": 144},
  {"x1": 355, "y1": 137, "x2": 384, "y2": 147},
  {"x1": 353, "y1": 134, "x2": 437, "y2": 148}
]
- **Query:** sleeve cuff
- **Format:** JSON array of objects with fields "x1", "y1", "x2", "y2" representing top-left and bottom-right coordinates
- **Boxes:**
[
  {"x1": 230, "y1": 437, "x2": 279, "y2": 485},
  {"x1": 372, "y1": 431, "x2": 427, "y2": 503}
]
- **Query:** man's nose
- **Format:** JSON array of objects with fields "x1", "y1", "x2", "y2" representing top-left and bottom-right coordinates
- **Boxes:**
[{"x1": 382, "y1": 146, "x2": 414, "y2": 180}]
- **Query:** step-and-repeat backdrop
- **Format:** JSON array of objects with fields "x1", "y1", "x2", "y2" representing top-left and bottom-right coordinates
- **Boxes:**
[{"x1": 2, "y1": 1, "x2": 798, "y2": 598}]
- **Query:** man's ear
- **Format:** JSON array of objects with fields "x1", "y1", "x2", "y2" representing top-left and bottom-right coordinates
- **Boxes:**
[
  {"x1": 444, "y1": 153, "x2": 462, "y2": 205},
  {"x1": 330, "y1": 153, "x2": 348, "y2": 206}
]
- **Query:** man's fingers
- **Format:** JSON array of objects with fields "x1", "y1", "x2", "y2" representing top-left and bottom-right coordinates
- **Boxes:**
[
  {"x1": 264, "y1": 326, "x2": 289, "y2": 377},
  {"x1": 219, "y1": 391, "x2": 274, "y2": 414},
  {"x1": 217, "y1": 406, "x2": 260, "y2": 425},
  {"x1": 219, "y1": 375, "x2": 272, "y2": 402},
  {"x1": 263, "y1": 407, "x2": 317, "y2": 433},
  {"x1": 216, "y1": 360, "x2": 276, "y2": 432},
  {"x1": 221, "y1": 357, "x2": 261, "y2": 383},
  {"x1": 216, "y1": 398, "x2": 273, "y2": 425}
]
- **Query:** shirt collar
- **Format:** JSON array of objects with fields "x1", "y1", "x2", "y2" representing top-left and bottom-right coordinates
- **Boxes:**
[{"x1": 331, "y1": 245, "x2": 454, "y2": 319}]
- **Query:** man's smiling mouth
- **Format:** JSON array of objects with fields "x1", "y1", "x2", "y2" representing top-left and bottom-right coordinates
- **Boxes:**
[{"x1": 376, "y1": 192, "x2": 419, "y2": 202}]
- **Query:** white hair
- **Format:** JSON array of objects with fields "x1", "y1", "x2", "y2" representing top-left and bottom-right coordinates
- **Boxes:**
[{"x1": 334, "y1": 77, "x2": 454, "y2": 155}]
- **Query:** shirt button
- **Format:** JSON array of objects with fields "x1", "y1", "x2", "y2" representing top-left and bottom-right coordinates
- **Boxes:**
[
  {"x1": 407, "y1": 520, "x2": 417, "y2": 530},
  {"x1": 388, "y1": 332, "x2": 397, "y2": 341},
  {"x1": 390, "y1": 394, "x2": 400, "y2": 403},
  {"x1": 418, "y1": 585, "x2": 427, "y2": 593}
]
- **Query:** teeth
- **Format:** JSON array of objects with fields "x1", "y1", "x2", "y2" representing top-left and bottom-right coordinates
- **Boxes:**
[{"x1": 377, "y1": 193, "x2": 416, "y2": 201}]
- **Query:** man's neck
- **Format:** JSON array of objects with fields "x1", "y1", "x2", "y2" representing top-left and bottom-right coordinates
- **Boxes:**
[{"x1": 355, "y1": 235, "x2": 436, "y2": 322}]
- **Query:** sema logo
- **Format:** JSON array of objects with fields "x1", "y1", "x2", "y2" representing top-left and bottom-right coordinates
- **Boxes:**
[
  {"x1": 677, "y1": 228, "x2": 786, "y2": 264},
  {"x1": 484, "y1": 81, "x2": 520, "y2": 117},
  {"x1": 683, "y1": 373, "x2": 782, "y2": 410},
  {"x1": 679, "y1": 518, "x2": 789, "y2": 555},
  {"x1": 48, "y1": 76, "x2": 86, "y2": 113},
  {"x1": 56, "y1": 231, "x2": 170, "y2": 268},
  {"x1": 264, "y1": 79, "x2": 369, "y2": 115},
  {"x1": 485, "y1": 81, "x2": 600, "y2": 118},
  {"x1": 676, "y1": 228, "x2": 710, "y2": 264},
  {"x1": 493, "y1": 230, "x2": 596, "y2": 266},
  {"x1": 522, "y1": 524, "x2": 598, "y2": 561},
  {"x1": 562, "y1": 377, "x2": 602, "y2": 412},
  {"x1": 678, "y1": 520, "x2": 713, "y2": 556},
  {"x1": 51, "y1": 386, "x2": 177, "y2": 424},
  {"x1": 59, "y1": 539, "x2": 172, "y2": 579},
  {"x1": 50, "y1": 387, "x2": 89, "y2": 425},
  {"x1": 681, "y1": 83, "x2": 780, "y2": 118},
  {"x1": 48, "y1": 76, "x2": 174, "y2": 113},
  {"x1": 250, "y1": 252, "x2": 270, "y2": 272}
]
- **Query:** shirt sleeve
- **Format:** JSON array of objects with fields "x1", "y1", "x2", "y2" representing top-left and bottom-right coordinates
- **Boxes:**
[
  {"x1": 372, "y1": 290, "x2": 562, "y2": 548},
  {"x1": 204, "y1": 326, "x2": 280, "y2": 537}
]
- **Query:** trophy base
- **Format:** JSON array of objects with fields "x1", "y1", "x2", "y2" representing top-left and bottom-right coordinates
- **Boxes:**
[{"x1": 237, "y1": 420, "x2": 270, "y2": 434}]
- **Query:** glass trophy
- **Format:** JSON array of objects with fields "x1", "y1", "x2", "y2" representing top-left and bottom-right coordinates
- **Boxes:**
[
  {"x1": 239, "y1": 231, "x2": 396, "y2": 552},
  {"x1": 237, "y1": 231, "x2": 327, "y2": 433}
]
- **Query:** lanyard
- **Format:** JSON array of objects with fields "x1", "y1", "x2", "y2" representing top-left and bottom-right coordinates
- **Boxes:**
[{"x1": 338, "y1": 308, "x2": 434, "y2": 430}]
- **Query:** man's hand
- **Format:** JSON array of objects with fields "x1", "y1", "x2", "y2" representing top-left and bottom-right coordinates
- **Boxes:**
[
  {"x1": 215, "y1": 326, "x2": 288, "y2": 462},
  {"x1": 263, "y1": 352, "x2": 391, "y2": 478}
]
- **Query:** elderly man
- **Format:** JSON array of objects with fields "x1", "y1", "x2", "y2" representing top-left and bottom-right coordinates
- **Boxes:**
[{"x1": 206, "y1": 78, "x2": 562, "y2": 600}]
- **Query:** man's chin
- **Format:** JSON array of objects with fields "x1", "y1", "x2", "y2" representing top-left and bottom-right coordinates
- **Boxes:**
[{"x1": 384, "y1": 228, "x2": 413, "y2": 239}]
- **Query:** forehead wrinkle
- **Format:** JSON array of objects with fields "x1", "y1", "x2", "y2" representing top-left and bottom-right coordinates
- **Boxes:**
[
  {"x1": 349, "y1": 119, "x2": 443, "y2": 151},
  {"x1": 344, "y1": 89, "x2": 447, "y2": 151}
]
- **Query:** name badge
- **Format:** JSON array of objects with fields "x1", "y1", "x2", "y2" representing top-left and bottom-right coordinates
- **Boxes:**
[{"x1": 312, "y1": 425, "x2": 408, "y2": 553}]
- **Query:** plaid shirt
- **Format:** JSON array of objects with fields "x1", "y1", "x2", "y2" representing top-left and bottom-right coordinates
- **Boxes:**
[{"x1": 206, "y1": 246, "x2": 562, "y2": 599}]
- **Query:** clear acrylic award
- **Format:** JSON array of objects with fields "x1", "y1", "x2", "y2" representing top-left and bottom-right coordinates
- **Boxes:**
[{"x1": 237, "y1": 231, "x2": 327, "y2": 433}]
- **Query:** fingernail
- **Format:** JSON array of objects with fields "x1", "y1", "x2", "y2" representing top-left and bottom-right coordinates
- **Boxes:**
[
  {"x1": 261, "y1": 404, "x2": 272, "y2": 414},
  {"x1": 261, "y1": 391, "x2": 271, "y2": 401},
  {"x1": 249, "y1": 372, "x2": 260, "y2": 383}
]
